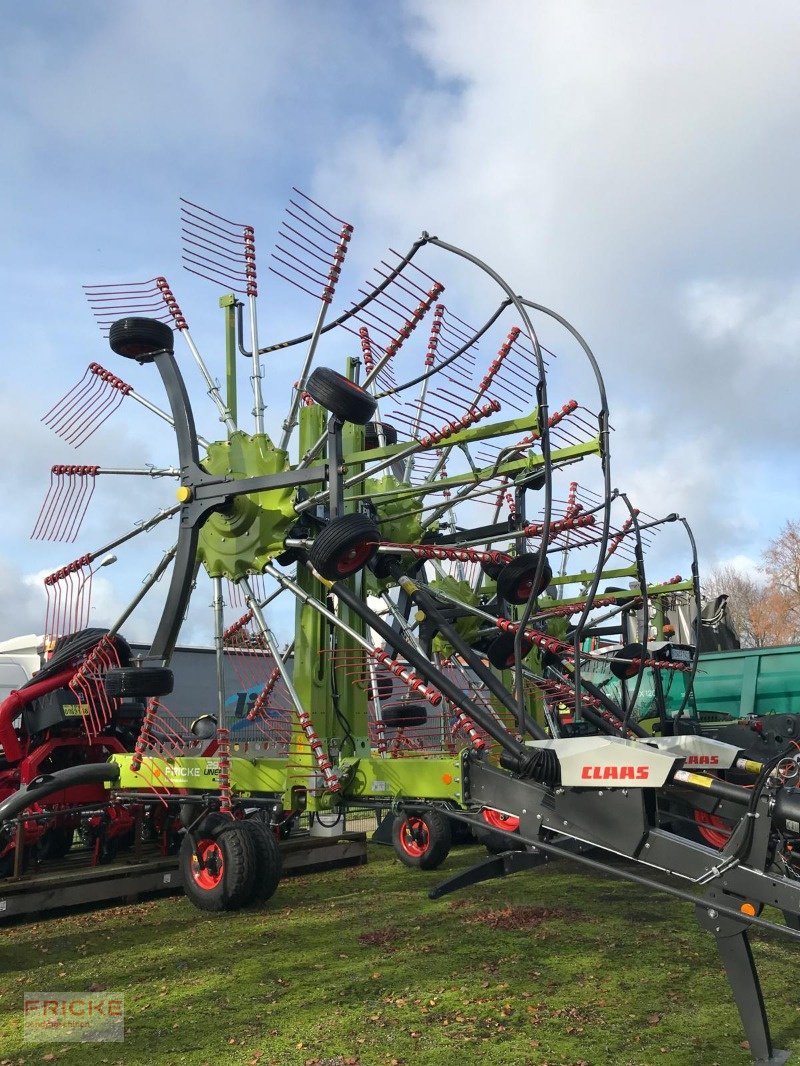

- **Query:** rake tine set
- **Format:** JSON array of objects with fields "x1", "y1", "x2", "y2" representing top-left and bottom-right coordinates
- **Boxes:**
[
  {"x1": 43, "y1": 553, "x2": 94, "y2": 637},
  {"x1": 31, "y1": 465, "x2": 99, "y2": 542}
]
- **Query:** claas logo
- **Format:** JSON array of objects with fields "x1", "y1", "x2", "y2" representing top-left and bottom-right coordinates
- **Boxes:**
[
  {"x1": 685, "y1": 755, "x2": 720, "y2": 766},
  {"x1": 580, "y1": 764, "x2": 649, "y2": 781}
]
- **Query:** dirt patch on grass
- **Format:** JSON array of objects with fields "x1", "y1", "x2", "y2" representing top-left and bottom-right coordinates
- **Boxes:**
[
  {"x1": 357, "y1": 926, "x2": 405, "y2": 949},
  {"x1": 463, "y1": 904, "x2": 576, "y2": 930}
]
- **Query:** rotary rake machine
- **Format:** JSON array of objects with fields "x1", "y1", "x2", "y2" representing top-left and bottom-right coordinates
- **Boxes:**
[{"x1": 3, "y1": 191, "x2": 800, "y2": 1061}]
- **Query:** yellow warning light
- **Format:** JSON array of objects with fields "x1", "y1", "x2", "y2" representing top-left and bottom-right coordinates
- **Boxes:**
[
  {"x1": 176, "y1": 485, "x2": 193, "y2": 503},
  {"x1": 740, "y1": 902, "x2": 757, "y2": 917},
  {"x1": 442, "y1": 773, "x2": 453, "y2": 785}
]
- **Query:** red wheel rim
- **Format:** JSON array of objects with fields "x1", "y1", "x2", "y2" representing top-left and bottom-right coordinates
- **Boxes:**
[
  {"x1": 191, "y1": 838, "x2": 224, "y2": 889},
  {"x1": 335, "y1": 539, "x2": 373, "y2": 575},
  {"x1": 516, "y1": 578, "x2": 534, "y2": 600},
  {"x1": 482, "y1": 809, "x2": 520, "y2": 833},
  {"x1": 399, "y1": 816, "x2": 429, "y2": 858},
  {"x1": 694, "y1": 809, "x2": 731, "y2": 850}
]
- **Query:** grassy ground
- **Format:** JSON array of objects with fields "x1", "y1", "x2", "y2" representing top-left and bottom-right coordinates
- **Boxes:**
[{"x1": 0, "y1": 844, "x2": 798, "y2": 1066}]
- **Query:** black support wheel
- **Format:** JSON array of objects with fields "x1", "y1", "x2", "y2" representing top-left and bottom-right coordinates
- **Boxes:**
[
  {"x1": 381, "y1": 702, "x2": 428, "y2": 729},
  {"x1": 109, "y1": 317, "x2": 175, "y2": 362},
  {"x1": 241, "y1": 819, "x2": 283, "y2": 904},
  {"x1": 496, "y1": 552, "x2": 553, "y2": 604},
  {"x1": 609, "y1": 642, "x2": 646, "y2": 680},
  {"x1": 364, "y1": 421, "x2": 399, "y2": 448},
  {"x1": 104, "y1": 666, "x2": 174, "y2": 699},
  {"x1": 309, "y1": 513, "x2": 381, "y2": 580},
  {"x1": 392, "y1": 809, "x2": 452, "y2": 870},
  {"x1": 485, "y1": 631, "x2": 534, "y2": 669},
  {"x1": 305, "y1": 367, "x2": 377, "y2": 424},
  {"x1": 179, "y1": 819, "x2": 257, "y2": 913},
  {"x1": 37, "y1": 825, "x2": 75, "y2": 862}
]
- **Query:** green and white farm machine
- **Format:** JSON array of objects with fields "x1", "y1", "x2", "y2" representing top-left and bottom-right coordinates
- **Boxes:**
[{"x1": 4, "y1": 193, "x2": 800, "y2": 1062}]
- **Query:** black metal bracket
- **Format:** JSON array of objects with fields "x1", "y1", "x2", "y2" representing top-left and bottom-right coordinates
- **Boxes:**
[
  {"x1": 696, "y1": 891, "x2": 790, "y2": 1065},
  {"x1": 428, "y1": 847, "x2": 554, "y2": 900}
]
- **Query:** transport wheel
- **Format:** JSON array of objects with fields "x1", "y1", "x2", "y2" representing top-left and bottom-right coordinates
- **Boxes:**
[
  {"x1": 180, "y1": 820, "x2": 256, "y2": 913},
  {"x1": 392, "y1": 809, "x2": 452, "y2": 870},
  {"x1": 485, "y1": 631, "x2": 534, "y2": 669},
  {"x1": 109, "y1": 317, "x2": 174, "y2": 361},
  {"x1": 693, "y1": 808, "x2": 732, "y2": 850},
  {"x1": 37, "y1": 825, "x2": 74, "y2": 861},
  {"x1": 496, "y1": 553, "x2": 553, "y2": 604},
  {"x1": 0, "y1": 843, "x2": 26, "y2": 878},
  {"x1": 309, "y1": 513, "x2": 381, "y2": 580},
  {"x1": 367, "y1": 674, "x2": 394, "y2": 703},
  {"x1": 104, "y1": 666, "x2": 174, "y2": 699},
  {"x1": 305, "y1": 367, "x2": 377, "y2": 424},
  {"x1": 381, "y1": 702, "x2": 428, "y2": 729},
  {"x1": 364, "y1": 421, "x2": 399, "y2": 448},
  {"x1": 240, "y1": 819, "x2": 283, "y2": 904},
  {"x1": 610, "y1": 643, "x2": 646, "y2": 680},
  {"x1": 472, "y1": 809, "x2": 523, "y2": 854},
  {"x1": 480, "y1": 558, "x2": 503, "y2": 581}
]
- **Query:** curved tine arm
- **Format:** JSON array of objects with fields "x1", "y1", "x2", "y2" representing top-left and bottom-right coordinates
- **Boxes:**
[
  {"x1": 615, "y1": 494, "x2": 649, "y2": 735},
  {"x1": 675, "y1": 516, "x2": 703, "y2": 718},
  {"x1": 423, "y1": 237, "x2": 552, "y2": 737},
  {"x1": 147, "y1": 527, "x2": 201, "y2": 664},
  {"x1": 519, "y1": 297, "x2": 613, "y2": 720},
  {"x1": 151, "y1": 350, "x2": 201, "y2": 474},
  {"x1": 258, "y1": 236, "x2": 430, "y2": 356},
  {"x1": 144, "y1": 350, "x2": 203, "y2": 664}
]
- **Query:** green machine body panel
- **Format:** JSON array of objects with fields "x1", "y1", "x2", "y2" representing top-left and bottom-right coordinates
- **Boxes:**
[{"x1": 339, "y1": 755, "x2": 464, "y2": 804}]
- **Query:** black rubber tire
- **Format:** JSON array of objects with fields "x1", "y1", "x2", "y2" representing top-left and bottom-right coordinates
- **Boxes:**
[
  {"x1": 190, "y1": 714, "x2": 217, "y2": 740},
  {"x1": 485, "y1": 631, "x2": 534, "y2": 670},
  {"x1": 37, "y1": 826, "x2": 74, "y2": 862},
  {"x1": 0, "y1": 846, "x2": 25, "y2": 878},
  {"x1": 305, "y1": 367, "x2": 377, "y2": 424},
  {"x1": 480, "y1": 558, "x2": 503, "y2": 581},
  {"x1": 26, "y1": 628, "x2": 132, "y2": 689},
  {"x1": 309, "y1": 513, "x2": 381, "y2": 580},
  {"x1": 104, "y1": 667, "x2": 174, "y2": 699},
  {"x1": 471, "y1": 813, "x2": 525, "y2": 855},
  {"x1": 382, "y1": 702, "x2": 428, "y2": 729},
  {"x1": 496, "y1": 553, "x2": 553, "y2": 605},
  {"x1": 392, "y1": 809, "x2": 452, "y2": 870},
  {"x1": 610, "y1": 643, "x2": 646, "y2": 680},
  {"x1": 240, "y1": 820, "x2": 282, "y2": 904},
  {"x1": 109, "y1": 317, "x2": 174, "y2": 362},
  {"x1": 180, "y1": 819, "x2": 257, "y2": 913},
  {"x1": 367, "y1": 674, "x2": 394, "y2": 704},
  {"x1": 364, "y1": 421, "x2": 399, "y2": 448}
]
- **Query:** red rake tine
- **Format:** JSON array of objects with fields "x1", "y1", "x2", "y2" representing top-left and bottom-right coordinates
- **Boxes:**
[
  {"x1": 42, "y1": 366, "x2": 104, "y2": 441},
  {"x1": 269, "y1": 189, "x2": 352, "y2": 305},
  {"x1": 180, "y1": 199, "x2": 257, "y2": 296},
  {"x1": 31, "y1": 466, "x2": 95, "y2": 543}
]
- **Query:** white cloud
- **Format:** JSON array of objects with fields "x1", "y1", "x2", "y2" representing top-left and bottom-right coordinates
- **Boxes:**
[{"x1": 3, "y1": 1, "x2": 800, "y2": 651}]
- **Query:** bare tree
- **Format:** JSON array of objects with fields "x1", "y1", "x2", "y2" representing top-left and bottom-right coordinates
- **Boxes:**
[
  {"x1": 749, "y1": 584, "x2": 799, "y2": 647},
  {"x1": 703, "y1": 563, "x2": 763, "y2": 648},
  {"x1": 764, "y1": 520, "x2": 800, "y2": 636}
]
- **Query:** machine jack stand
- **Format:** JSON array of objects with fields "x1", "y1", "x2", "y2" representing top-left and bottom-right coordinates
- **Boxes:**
[{"x1": 696, "y1": 897, "x2": 790, "y2": 1065}]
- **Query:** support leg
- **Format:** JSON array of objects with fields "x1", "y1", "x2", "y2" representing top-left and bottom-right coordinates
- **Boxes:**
[{"x1": 696, "y1": 899, "x2": 790, "y2": 1065}]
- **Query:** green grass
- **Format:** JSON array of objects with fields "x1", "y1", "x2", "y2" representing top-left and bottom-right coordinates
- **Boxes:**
[{"x1": 0, "y1": 845, "x2": 798, "y2": 1066}]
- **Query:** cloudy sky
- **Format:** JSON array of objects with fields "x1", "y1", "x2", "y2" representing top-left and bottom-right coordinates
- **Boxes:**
[{"x1": 1, "y1": 1, "x2": 799, "y2": 647}]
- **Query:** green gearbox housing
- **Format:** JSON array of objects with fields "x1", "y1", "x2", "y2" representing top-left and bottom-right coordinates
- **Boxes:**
[{"x1": 197, "y1": 432, "x2": 297, "y2": 580}]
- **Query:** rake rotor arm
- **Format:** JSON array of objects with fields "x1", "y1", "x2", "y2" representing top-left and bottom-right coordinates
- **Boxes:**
[
  {"x1": 328, "y1": 575, "x2": 542, "y2": 773},
  {"x1": 393, "y1": 572, "x2": 547, "y2": 741},
  {"x1": 259, "y1": 235, "x2": 430, "y2": 356}
]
